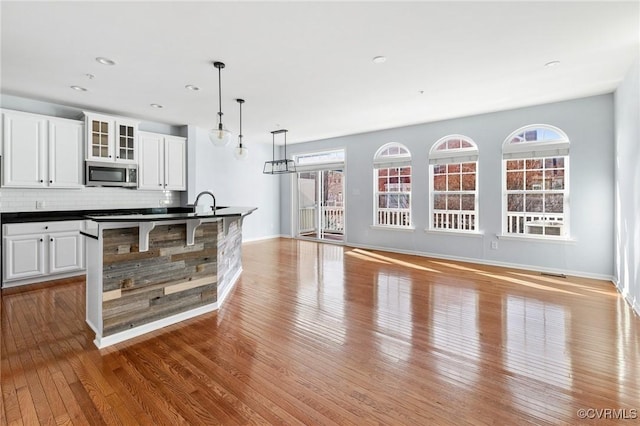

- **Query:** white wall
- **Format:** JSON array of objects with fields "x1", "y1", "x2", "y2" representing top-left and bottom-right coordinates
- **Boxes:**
[
  {"x1": 0, "y1": 94, "x2": 185, "y2": 212},
  {"x1": 184, "y1": 126, "x2": 280, "y2": 242},
  {"x1": 281, "y1": 95, "x2": 615, "y2": 279},
  {"x1": 0, "y1": 94, "x2": 281, "y2": 240},
  {"x1": 614, "y1": 55, "x2": 640, "y2": 315}
]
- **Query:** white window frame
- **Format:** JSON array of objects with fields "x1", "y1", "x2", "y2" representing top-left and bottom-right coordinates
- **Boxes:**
[
  {"x1": 501, "y1": 124, "x2": 571, "y2": 240},
  {"x1": 372, "y1": 142, "x2": 413, "y2": 230},
  {"x1": 291, "y1": 148, "x2": 347, "y2": 241},
  {"x1": 428, "y1": 135, "x2": 480, "y2": 234}
]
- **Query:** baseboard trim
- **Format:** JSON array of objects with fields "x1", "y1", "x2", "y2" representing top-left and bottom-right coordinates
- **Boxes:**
[
  {"x1": 93, "y1": 267, "x2": 244, "y2": 349},
  {"x1": 613, "y1": 277, "x2": 640, "y2": 317},
  {"x1": 94, "y1": 303, "x2": 218, "y2": 349},
  {"x1": 2, "y1": 270, "x2": 85, "y2": 289},
  {"x1": 345, "y1": 242, "x2": 615, "y2": 282},
  {"x1": 243, "y1": 234, "x2": 286, "y2": 243},
  {"x1": 217, "y1": 267, "x2": 242, "y2": 306}
]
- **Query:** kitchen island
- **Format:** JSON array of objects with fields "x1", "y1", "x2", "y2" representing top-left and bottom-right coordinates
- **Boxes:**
[{"x1": 83, "y1": 207, "x2": 256, "y2": 348}]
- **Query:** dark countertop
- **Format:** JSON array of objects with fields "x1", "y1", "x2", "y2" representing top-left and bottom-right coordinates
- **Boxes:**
[
  {"x1": 85, "y1": 207, "x2": 257, "y2": 222},
  {"x1": 1, "y1": 207, "x2": 195, "y2": 224}
]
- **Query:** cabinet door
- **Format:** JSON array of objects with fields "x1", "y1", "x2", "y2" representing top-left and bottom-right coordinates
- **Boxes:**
[
  {"x1": 138, "y1": 132, "x2": 164, "y2": 190},
  {"x1": 3, "y1": 112, "x2": 47, "y2": 187},
  {"x1": 49, "y1": 232, "x2": 84, "y2": 274},
  {"x1": 86, "y1": 116, "x2": 114, "y2": 161},
  {"x1": 48, "y1": 119, "x2": 84, "y2": 188},
  {"x1": 115, "y1": 120, "x2": 137, "y2": 163},
  {"x1": 3, "y1": 235, "x2": 46, "y2": 281},
  {"x1": 164, "y1": 136, "x2": 186, "y2": 191}
]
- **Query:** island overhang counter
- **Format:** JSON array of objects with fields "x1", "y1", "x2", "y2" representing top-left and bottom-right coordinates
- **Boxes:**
[{"x1": 83, "y1": 207, "x2": 257, "y2": 348}]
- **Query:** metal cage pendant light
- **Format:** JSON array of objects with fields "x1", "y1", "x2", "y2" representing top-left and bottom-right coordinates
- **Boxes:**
[
  {"x1": 209, "y1": 61, "x2": 232, "y2": 147},
  {"x1": 263, "y1": 129, "x2": 296, "y2": 174},
  {"x1": 234, "y1": 99, "x2": 248, "y2": 160}
]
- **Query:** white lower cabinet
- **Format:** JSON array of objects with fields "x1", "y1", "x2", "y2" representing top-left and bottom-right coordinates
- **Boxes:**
[
  {"x1": 3, "y1": 221, "x2": 85, "y2": 286},
  {"x1": 4, "y1": 235, "x2": 45, "y2": 280},
  {"x1": 49, "y1": 231, "x2": 84, "y2": 274}
]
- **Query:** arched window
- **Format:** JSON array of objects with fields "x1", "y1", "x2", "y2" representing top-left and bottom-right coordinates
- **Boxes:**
[
  {"x1": 502, "y1": 124, "x2": 570, "y2": 237},
  {"x1": 429, "y1": 135, "x2": 479, "y2": 232},
  {"x1": 373, "y1": 142, "x2": 412, "y2": 228}
]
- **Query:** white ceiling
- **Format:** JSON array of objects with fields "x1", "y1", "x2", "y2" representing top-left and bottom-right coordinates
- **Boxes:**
[{"x1": 1, "y1": 1, "x2": 638, "y2": 145}]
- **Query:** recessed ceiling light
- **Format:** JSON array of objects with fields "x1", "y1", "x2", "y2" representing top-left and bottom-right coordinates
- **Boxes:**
[
  {"x1": 96, "y1": 57, "x2": 116, "y2": 66},
  {"x1": 545, "y1": 60, "x2": 560, "y2": 68},
  {"x1": 150, "y1": 103, "x2": 163, "y2": 109},
  {"x1": 185, "y1": 84, "x2": 200, "y2": 91},
  {"x1": 372, "y1": 56, "x2": 387, "y2": 64},
  {"x1": 70, "y1": 85, "x2": 87, "y2": 91}
]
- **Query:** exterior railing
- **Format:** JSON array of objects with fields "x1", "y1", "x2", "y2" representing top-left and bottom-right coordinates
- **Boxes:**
[
  {"x1": 323, "y1": 207, "x2": 344, "y2": 232},
  {"x1": 433, "y1": 211, "x2": 476, "y2": 231},
  {"x1": 299, "y1": 206, "x2": 344, "y2": 234},
  {"x1": 506, "y1": 213, "x2": 564, "y2": 236},
  {"x1": 377, "y1": 209, "x2": 411, "y2": 227},
  {"x1": 299, "y1": 207, "x2": 316, "y2": 233}
]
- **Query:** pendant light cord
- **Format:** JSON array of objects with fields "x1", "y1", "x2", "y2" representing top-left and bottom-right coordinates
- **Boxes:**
[
  {"x1": 238, "y1": 100, "x2": 243, "y2": 148},
  {"x1": 217, "y1": 65, "x2": 223, "y2": 128},
  {"x1": 212, "y1": 62, "x2": 227, "y2": 130}
]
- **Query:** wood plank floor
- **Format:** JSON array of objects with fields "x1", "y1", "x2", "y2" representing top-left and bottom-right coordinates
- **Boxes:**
[{"x1": 2, "y1": 238, "x2": 639, "y2": 425}]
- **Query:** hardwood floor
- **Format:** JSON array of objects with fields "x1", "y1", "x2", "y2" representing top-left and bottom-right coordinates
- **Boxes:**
[{"x1": 2, "y1": 238, "x2": 639, "y2": 425}]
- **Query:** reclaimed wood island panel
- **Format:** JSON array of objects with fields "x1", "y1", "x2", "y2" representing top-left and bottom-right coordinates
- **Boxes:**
[{"x1": 83, "y1": 207, "x2": 256, "y2": 348}]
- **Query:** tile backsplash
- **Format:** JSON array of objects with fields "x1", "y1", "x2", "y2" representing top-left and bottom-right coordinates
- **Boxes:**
[{"x1": 0, "y1": 187, "x2": 181, "y2": 212}]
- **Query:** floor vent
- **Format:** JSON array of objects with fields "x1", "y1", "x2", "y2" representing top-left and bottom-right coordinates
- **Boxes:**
[{"x1": 541, "y1": 272, "x2": 566, "y2": 278}]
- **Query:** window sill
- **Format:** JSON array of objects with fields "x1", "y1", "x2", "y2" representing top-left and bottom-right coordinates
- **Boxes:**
[
  {"x1": 424, "y1": 229, "x2": 484, "y2": 238},
  {"x1": 370, "y1": 225, "x2": 415, "y2": 232},
  {"x1": 497, "y1": 234, "x2": 576, "y2": 244}
]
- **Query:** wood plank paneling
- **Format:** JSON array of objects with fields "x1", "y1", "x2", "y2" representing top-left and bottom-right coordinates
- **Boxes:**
[
  {"x1": 100, "y1": 222, "x2": 222, "y2": 336},
  {"x1": 2, "y1": 239, "x2": 639, "y2": 425}
]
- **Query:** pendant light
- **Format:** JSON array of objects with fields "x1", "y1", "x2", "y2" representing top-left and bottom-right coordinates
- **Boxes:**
[
  {"x1": 234, "y1": 99, "x2": 249, "y2": 160},
  {"x1": 209, "y1": 61, "x2": 232, "y2": 146},
  {"x1": 263, "y1": 129, "x2": 296, "y2": 174}
]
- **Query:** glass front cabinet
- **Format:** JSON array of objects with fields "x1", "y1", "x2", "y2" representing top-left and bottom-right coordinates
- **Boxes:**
[{"x1": 85, "y1": 112, "x2": 139, "y2": 163}]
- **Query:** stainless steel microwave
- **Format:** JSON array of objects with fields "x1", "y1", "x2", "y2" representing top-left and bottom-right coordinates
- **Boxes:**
[{"x1": 85, "y1": 161, "x2": 137, "y2": 187}]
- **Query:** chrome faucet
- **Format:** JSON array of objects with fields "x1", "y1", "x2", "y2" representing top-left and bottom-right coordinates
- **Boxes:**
[{"x1": 194, "y1": 191, "x2": 216, "y2": 211}]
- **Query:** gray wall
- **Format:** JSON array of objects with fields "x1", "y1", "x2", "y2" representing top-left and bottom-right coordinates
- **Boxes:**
[
  {"x1": 614, "y1": 55, "x2": 640, "y2": 315},
  {"x1": 282, "y1": 95, "x2": 615, "y2": 279},
  {"x1": 184, "y1": 126, "x2": 280, "y2": 242}
]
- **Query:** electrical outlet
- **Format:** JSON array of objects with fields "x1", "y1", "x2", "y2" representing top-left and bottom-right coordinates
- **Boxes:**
[
  {"x1": 36, "y1": 200, "x2": 46, "y2": 209},
  {"x1": 491, "y1": 241, "x2": 498, "y2": 250}
]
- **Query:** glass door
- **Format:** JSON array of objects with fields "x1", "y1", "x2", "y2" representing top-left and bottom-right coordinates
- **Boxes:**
[
  {"x1": 298, "y1": 171, "x2": 319, "y2": 238},
  {"x1": 297, "y1": 169, "x2": 344, "y2": 242}
]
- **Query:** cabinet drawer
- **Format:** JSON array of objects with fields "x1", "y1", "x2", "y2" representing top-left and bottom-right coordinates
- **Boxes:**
[{"x1": 3, "y1": 220, "x2": 84, "y2": 236}]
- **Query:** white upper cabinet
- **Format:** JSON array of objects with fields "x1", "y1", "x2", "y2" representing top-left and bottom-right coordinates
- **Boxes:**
[
  {"x1": 2, "y1": 110, "x2": 83, "y2": 188},
  {"x1": 85, "y1": 112, "x2": 138, "y2": 163},
  {"x1": 164, "y1": 135, "x2": 187, "y2": 191},
  {"x1": 138, "y1": 132, "x2": 164, "y2": 189},
  {"x1": 48, "y1": 119, "x2": 84, "y2": 187},
  {"x1": 138, "y1": 131, "x2": 186, "y2": 191}
]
